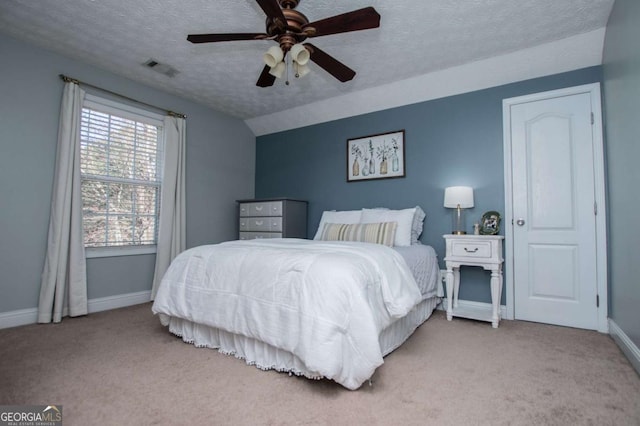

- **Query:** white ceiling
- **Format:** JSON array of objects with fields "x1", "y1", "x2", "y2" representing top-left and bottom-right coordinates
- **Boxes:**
[{"x1": 0, "y1": 0, "x2": 614, "y2": 134}]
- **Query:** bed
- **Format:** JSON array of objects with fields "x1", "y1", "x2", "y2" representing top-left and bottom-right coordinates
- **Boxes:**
[{"x1": 152, "y1": 207, "x2": 441, "y2": 390}]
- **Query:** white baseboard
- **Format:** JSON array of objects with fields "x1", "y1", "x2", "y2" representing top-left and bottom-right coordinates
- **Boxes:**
[
  {"x1": 87, "y1": 290, "x2": 151, "y2": 314},
  {"x1": 0, "y1": 290, "x2": 152, "y2": 329},
  {"x1": 0, "y1": 307, "x2": 39, "y2": 330},
  {"x1": 437, "y1": 298, "x2": 508, "y2": 318},
  {"x1": 608, "y1": 319, "x2": 640, "y2": 375}
]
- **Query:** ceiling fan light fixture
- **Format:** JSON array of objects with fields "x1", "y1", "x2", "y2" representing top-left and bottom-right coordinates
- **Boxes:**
[
  {"x1": 187, "y1": 2, "x2": 381, "y2": 87},
  {"x1": 293, "y1": 62, "x2": 310, "y2": 78},
  {"x1": 268, "y1": 61, "x2": 286, "y2": 79},
  {"x1": 263, "y1": 45, "x2": 284, "y2": 68},
  {"x1": 290, "y1": 43, "x2": 310, "y2": 66}
]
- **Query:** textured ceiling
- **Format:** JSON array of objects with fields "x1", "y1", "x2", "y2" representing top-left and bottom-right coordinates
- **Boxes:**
[{"x1": 0, "y1": 0, "x2": 614, "y2": 121}]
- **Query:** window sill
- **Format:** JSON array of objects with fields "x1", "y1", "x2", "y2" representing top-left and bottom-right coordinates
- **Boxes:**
[{"x1": 85, "y1": 246, "x2": 157, "y2": 258}]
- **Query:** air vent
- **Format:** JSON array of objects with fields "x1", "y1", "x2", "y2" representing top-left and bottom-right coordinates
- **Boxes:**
[{"x1": 143, "y1": 58, "x2": 179, "y2": 78}]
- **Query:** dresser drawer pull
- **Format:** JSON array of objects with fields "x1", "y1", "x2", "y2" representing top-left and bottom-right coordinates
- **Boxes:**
[
  {"x1": 255, "y1": 220, "x2": 264, "y2": 226},
  {"x1": 255, "y1": 206, "x2": 263, "y2": 211},
  {"x1": 464, "y1": 247, "x2": 479, "y2": 253}
]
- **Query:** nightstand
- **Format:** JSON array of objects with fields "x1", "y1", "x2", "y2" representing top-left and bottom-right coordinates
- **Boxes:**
[{"x1": 443, "y1": 234, "x2": 504, "y2": 328}]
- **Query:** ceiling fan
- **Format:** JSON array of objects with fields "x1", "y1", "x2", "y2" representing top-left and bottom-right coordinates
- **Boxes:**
[{"x1": 187, "y1": 0, "x2": 381, "y2": 87}]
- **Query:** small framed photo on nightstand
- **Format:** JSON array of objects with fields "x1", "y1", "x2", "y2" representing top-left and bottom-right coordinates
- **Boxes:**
[{"x1": 480, "y1": 211, "x2": 501, "y2": 235}]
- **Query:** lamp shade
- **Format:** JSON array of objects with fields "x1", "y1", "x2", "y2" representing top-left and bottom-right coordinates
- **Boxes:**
[
  {"x1": 293, "y1": 62, "x2": 310, "y2": 78},
  {"x1": 444, "y1": 186, "x2": 474, "y2": 208},
  {"x1": 263, "y1": 46, "x2": 284, "y2": 68},
  {"x1": 290, "y1": 43, "x2": 310, "y2": 65},
  {"x1": 268, "y1": 61, "x2": 286, "y2": 78}
]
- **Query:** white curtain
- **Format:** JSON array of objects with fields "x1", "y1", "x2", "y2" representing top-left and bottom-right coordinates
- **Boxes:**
[
  {"x1": 151, "y1": 115, "x2": 186, "y2": 299},
  {"x1": 38, "y1": 82, "x2": 88, "y2": 323}
]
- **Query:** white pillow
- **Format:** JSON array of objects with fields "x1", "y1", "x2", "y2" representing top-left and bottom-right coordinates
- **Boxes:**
[
  {"x1": 361, "y1": 208, "x2": 416, "y2": 247},
  {"x1": 369, "y1": 206, "x2": 426, "y2": 244},
  {"x1": 313, "y1": 210, "x2": 362, "y2": 240},
  {"x1": 411, "y1": 206, "x2": 426, "y2": 244}
]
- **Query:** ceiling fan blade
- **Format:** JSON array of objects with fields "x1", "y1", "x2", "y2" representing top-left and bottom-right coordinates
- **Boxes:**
[
  {"x1": 256, "y1": 0, "x2": 287, "y2": 25},
  {"x1": 187, "y1": 33, "x2": 268, "y2": 43},
  {"x1": 256, "y1": 65, "x2": 276, "y2": 87},
  {"x1": 303, "y1": 7, "x2": 380, "y2": 37},
  {"x1": 304, "y1": 43, "x2": 355, "y2": 82}
]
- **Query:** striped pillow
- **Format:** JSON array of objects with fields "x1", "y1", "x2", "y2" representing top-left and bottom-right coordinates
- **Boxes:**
[{"x1": 319, "y1": 222, "x2": 398, "y2": 247}]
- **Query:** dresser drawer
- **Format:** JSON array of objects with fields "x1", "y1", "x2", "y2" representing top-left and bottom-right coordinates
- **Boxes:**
[
  {"x1": 450, "y1": 240, "x2": 492, "y2": 258},
  {"x1": 239, "y1": 217, "x2": 283, "y2": 232},
  {"x1": 239, "y1": 232, "x2": 283, "y2": 240},
  {"x1": 239, "y1": 201, "x2": 283, "y2": 217}
]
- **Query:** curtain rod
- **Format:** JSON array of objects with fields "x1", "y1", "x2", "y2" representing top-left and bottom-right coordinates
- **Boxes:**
[{"x1": 59, "y1": 74, "x2": 186, "y2": 119}]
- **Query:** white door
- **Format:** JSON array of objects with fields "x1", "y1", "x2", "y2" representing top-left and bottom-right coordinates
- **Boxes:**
[{"x1": 504, "y1": 84, "x2": 606, "y2": 331}]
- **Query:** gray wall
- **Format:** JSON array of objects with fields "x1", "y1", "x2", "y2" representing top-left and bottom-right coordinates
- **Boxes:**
[
  {"x1": 602, "y1": 0, "x2": 640, "y2": 348},
  {"x1": 0, "y1": 33, "x2": 255, "y2": 313},
  {"x1": 256, "y1": 67, "x2": 602, "y2": 304}
]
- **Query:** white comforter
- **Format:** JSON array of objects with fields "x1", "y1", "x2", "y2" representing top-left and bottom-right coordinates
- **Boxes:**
[{"x1": 152, "y1": 238, "x2": 422, "y2": 390}]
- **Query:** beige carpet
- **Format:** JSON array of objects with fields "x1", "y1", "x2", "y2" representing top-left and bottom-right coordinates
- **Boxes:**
[{"x1": 1, "y1": 303, "x2": 638, "y2": 426}]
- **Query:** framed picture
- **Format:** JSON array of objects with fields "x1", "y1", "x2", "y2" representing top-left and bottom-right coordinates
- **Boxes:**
[
  {"x1": 347, "y1": 130, "x2": 405, "y2": 182},
  {"x1": 480, "y1": 211, "x2": 501, "y2": 235}
]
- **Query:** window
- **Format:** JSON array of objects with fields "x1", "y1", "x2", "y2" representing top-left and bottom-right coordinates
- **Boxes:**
[{"x1": 80, "y1": 95, "x2": 164, "y2": 257}]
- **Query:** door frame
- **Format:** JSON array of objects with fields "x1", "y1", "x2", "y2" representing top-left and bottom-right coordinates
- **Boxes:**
[{"x1": 502, "y1": 83, "x2": 608, "y2": 332}]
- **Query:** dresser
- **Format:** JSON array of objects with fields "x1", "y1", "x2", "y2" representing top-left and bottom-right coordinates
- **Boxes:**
[{"x1": 237, "y1": 198, "x2": 308, "y2": 240}]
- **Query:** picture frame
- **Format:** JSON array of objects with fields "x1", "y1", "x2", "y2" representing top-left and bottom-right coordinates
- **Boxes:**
[
  {"x1": 347, "y1": 130, "x2": 405, "y2": 182},
  {"x1": 480, "y1": 211, "x2": 501, "y2": 235}
]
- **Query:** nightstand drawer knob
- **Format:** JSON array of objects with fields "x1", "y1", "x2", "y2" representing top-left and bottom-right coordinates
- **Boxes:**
[{"x1": 464, "y1": 247, "x2": 479, "y2": 253}]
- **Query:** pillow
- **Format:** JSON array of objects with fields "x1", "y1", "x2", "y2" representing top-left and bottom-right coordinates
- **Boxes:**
[
  {"x1": 361, "y1": 208, "x2": 415, "y2": 247},
  {"x1": 318, "y1": 222, "x2": 398, "y2": 247},
  {"x1": 366, "y1": 206, "x2": 426, "y2": 244},
  {"x1": 411, "y1": 206, "x2": 426, "y2": 244},
  {"x1": 313, "y1": 210, "x2": 362, "y2": 240}
]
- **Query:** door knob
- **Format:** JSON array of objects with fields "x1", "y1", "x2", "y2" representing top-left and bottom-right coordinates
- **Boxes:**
[{"x1": 516, "y1": 218, "x2": 525, "y2": 226}]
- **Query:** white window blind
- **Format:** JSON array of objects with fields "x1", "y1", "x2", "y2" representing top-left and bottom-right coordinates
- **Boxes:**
[{"x1": 80, "y1": 97, "x2": 163, "y2": 250}]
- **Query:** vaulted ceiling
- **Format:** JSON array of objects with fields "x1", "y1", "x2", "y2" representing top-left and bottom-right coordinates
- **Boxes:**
[{"x1": 0, "y1": 0, "x2": 614, "y2": 134}]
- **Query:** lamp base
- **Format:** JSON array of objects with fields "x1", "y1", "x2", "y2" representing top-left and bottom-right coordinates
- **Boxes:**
[{"x1": 451, "y1": 207, "x2": 467, "y2": 236}]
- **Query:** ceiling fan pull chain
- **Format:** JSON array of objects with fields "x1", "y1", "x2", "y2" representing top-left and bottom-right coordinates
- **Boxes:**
[{"x1": 285, "y1": 54, "x2": 291, "y2": 86}]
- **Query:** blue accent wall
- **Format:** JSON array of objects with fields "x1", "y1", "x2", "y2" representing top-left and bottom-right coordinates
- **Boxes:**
[{"x1": 256, "y1": 66, "x2": 602, "y2": 304}]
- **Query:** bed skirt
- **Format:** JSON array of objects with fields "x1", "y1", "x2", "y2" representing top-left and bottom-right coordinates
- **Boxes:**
[{"x1": 162, "y1": 296, "x2": 440, "y2": 385}]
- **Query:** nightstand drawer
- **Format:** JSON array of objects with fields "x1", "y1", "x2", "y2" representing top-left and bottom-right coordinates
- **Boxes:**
[
  {"x1": 450, "y1": 240, "x2": 492, "y2": 258},
  {"x1": 239, "y1": 217, "x2": 283, "y2": 232}
]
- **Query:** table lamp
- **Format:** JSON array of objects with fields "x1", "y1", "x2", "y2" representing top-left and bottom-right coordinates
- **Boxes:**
[{"x1": 444, "y1": 186, "x2": 474, "y2": 235}]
